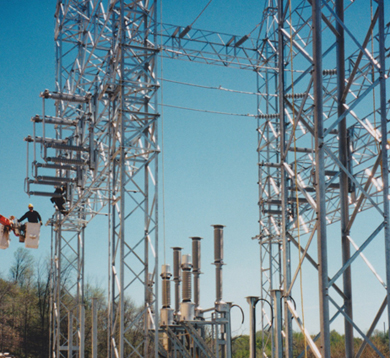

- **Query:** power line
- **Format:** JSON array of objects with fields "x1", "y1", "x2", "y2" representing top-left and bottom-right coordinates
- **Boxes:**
[
  {"x1": 178, "y1": 0, "x2": 213, "y2": 38},
  {"x1": 190, "y1": 0, "x2": 213, "y2": 27},
  {"x1": 159, "y1": 103, "x2": 257, "y2": 117},
  {"x1": 159, "y1": 77, "x2": 277, "y2": 97}
]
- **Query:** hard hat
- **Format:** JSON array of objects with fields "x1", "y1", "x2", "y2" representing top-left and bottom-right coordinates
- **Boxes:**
[{"x1": 28, "y1": 203, "x2": 34, "y2": 208}]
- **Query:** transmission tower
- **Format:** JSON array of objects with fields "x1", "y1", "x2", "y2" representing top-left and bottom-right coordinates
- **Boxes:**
[
  {"x1": 255, "y1": 1, "x2": 390, "y2": 357},
  {"x1": 26, "y1": 1, "x2": 159, "y2": 357}
]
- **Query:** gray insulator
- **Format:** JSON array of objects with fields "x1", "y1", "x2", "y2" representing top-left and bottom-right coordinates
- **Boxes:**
[
  {"x1": 172, "y1": 248, "x2": 182, "y2": 314},
  {"x1": 162, "y1": 279, "x2": 171, "y2": 308},
  {"x1": 285, "y1": 93, "x2": 306, "y2": 99},
  {"x1": 182, "y1": 270, "x2": 192, "y2": 302},
  {"x1": 213, "y1": 225, "x2": 225, "y2": 303},
  {"x1": 216, "y1": 265, "x2": 223, "y2": 303},
  {"x1": 322, "y1": 69, "x2": 337, "y2": 76},
  {"x1": 257, "y1": 113, "x2": 279, "y2": 119},
  {"x1": 172, "y1": 247, "x2": 182, "y2": 281},
  {"x1": 193, "y1": 275, "x2": 200, "y2": 308},
  {"x1": 161, "y1": 264, "x2": 172, "y2": 308},
  {"x1": 191, "y1": 237, "x2": 202, "y2": 308},
  {"x1": 213, "y1": 225, "x2": 224, "y2": 262},
  {"x1": 191, "y1": 237, "x2": 202, "y2": 272}
]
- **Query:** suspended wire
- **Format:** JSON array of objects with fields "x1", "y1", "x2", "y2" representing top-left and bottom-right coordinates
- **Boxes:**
[
  {"x1": 190, "y1": 0, "x2": 213, "y2": 27},
  {"x1": 160, "y1": 0, "x2": 166, "y2": 265},
  {"x1": 247, "y1": 22, "x2": 261, "y2": 37},
  {"x1": 288, "y1": 0, "x2": 307, "y2": 357},
  {"x1": 159, "y1": 103, "x2": 257, "y2": 118},
  {"x1": 159, "y1": 77, "x2": 277, "y2": 97}
]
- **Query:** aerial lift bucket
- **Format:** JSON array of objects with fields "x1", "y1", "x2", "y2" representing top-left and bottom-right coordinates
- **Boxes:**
[
  {"x1": 0, "y1": 224, "x2": 10, "y2": 249},
  {"x1": 24, "y1": 222, "x2": 40, "y2": 249}
]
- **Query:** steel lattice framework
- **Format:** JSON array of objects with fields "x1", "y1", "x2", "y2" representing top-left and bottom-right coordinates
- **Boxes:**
[
  {"x1": 254, "y1": 1, "x2": 390, "y2": 358},
  {"x1": 27, "y1": 1, "x2": 159, "y2": 358},
  {"x1": 24, "y1": 0, "x2": 390, "y2": 358}
]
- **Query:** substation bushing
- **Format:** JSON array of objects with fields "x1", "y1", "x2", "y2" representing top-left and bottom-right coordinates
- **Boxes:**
[
  {"x1": 172, "y1": 247, "x2": 182, "y2": 321},
  {"x1": 212, "y1": 225, "x2": 225, "y2": 306},
  {"x1": 191, "y1": 236, "x2": 203, "y2": 318},
  {"x1": 180, "y1": 254, "x2": 195, "y2": 321},
  {"x1": 160, "y1": 264, "x2": 174, "y2": 326}
]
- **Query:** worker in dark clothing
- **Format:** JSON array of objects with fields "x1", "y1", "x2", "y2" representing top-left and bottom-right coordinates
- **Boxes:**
[
  {"x1": 19, "y1": 203, "x2": 43, "y2": 225},
  {"x1": 18, "y1": 204, "x2": 42, "y2": 242},
  {"x1": 50, "y1": 186, "x2": 68, "y2": 215}
]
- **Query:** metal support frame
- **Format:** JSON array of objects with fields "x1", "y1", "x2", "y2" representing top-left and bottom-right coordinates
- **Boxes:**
[
  {"x1": 108, "y1": 2, "x2": 159, "y2": 357},
  {"x1": 255, "y1": 1, "x2": 390, "y2": 357},
  {"x1": 26, "y1": 1, "x2": 159, "y2": 358}
]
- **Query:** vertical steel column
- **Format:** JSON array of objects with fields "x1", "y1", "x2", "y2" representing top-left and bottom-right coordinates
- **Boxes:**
[
  {"x1": 153, "y1": 4, "x2": 160, "y2": 358},
  {"x1": 246, "y1": 296, "x2": 259, "y2": 358},
  {"x1": 144, "y1": 171, "x2": 150, "y2": 357},
  {"x1": 80, "y1": 305, "x2": 85, "y2": 358},
  {"x1": 271, "y1": 290, "x2": 283, "y2": 358},
  {"x1": 78, "y1": 228, "x2": 85, "y2": 358},
  {"x1": 336, "y1": 1, "x2": 353, "y2": 357},
  {"x1": 312, "y1": 1, "x2": 330, "y2": 357},
  {"x1": 68, "y1": 311, "x2": 73, "y2": 358},
  {"x1": 52, "y1": 220, "x2": 62, "y2": 358},
  {"x1": 278, "y1": 0, "x2": 292, "y2": 356},
  {"x1": 92, "y1": 298, "x2": 97, "y2": 358},
  {"x1": 378, "y1": 1, "x2": 390, "y2": 352},
  {"x1": 49, "y1": 223, "x2": 54, "y2": 358},
  {"x1": 118, "y1": 2, "x2": 126, "y2": 357},
  {"x1": 109, "y1": 120, "x2": 116, "y2": 358},
  {"x1": 225, "y1": 303, "x2": 232, "y2": 358}
]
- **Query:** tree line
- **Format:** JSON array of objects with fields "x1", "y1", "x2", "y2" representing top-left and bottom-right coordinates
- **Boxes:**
[
  {"x1": 0, "y1": 248, "x2": 142, "y2": 358},
  {"x1": 1, "y1": 248, "x2": 389, "y2": 357}
]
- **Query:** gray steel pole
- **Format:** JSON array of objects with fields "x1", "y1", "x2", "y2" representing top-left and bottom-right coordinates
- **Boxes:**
[
  {"x1": 336, "y1": 1, "x2": 354, "y2": 357},
  {"x1": 92, "y1": 298, "x2": 98, "y2": 358},
  {"x1": 278, "y1": 0, "x2": 293, "y2": 356},
  {"x1": 378, "y1": 0, "x2": 390, "y2": 352},
  {"x1": 79, "y1": 228, "x2": 85, "y2": 358},
  {"x1": 68, "y1": 311, "x2": 73, "y2": 358},
  {"x1": 110, "y1": 127, "x2": 116, "y2": 358},
  {"x1": 271, "y1": 290, "x2": 283, "y2": 358},
  {"x1": 153, "y1": 3, "x2": 159, "y2": 357},
  {"x1": 56, "y1": 225, "x2": 61, "y2": 358},
  {"x1": 312, "y1": 1, "x2": 331, "y2": 357},
  {"x1": 119, "y1": 1, "x2": 126, "y2": 356},
  {"x1": 226, "y1": 302, "x2": 232, "y2": 358},
  {"x1": 80, "y1": 305, "x2": 85, "y2": 358},
  {"x1": 144, "y1": 172, "x2": 150, "y2": 356},
  {"x1": 246, "y1": 296, "x2": 259, "y2": 358}
]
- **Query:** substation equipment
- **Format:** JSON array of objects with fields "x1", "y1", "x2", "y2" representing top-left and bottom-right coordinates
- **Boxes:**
[
  {"x1": 22, "y1": 0, "x2": 390, "y2": 358},
  {"x1": 158, "y1": 226, "x2": 236, "y2": 358}
]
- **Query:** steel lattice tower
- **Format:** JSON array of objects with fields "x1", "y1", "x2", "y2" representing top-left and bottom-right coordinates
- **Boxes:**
[
  {"x1": 255, "y1": 1, "x2": 390, "y2": 357},
  {"x1": 27, "y1": 1, "x2": 159, "y2": 357}
]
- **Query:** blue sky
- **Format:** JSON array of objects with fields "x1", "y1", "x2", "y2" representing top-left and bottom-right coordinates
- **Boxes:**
[{"x1": 0, "y1": 0, "x2": 389, "y2": 338}]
